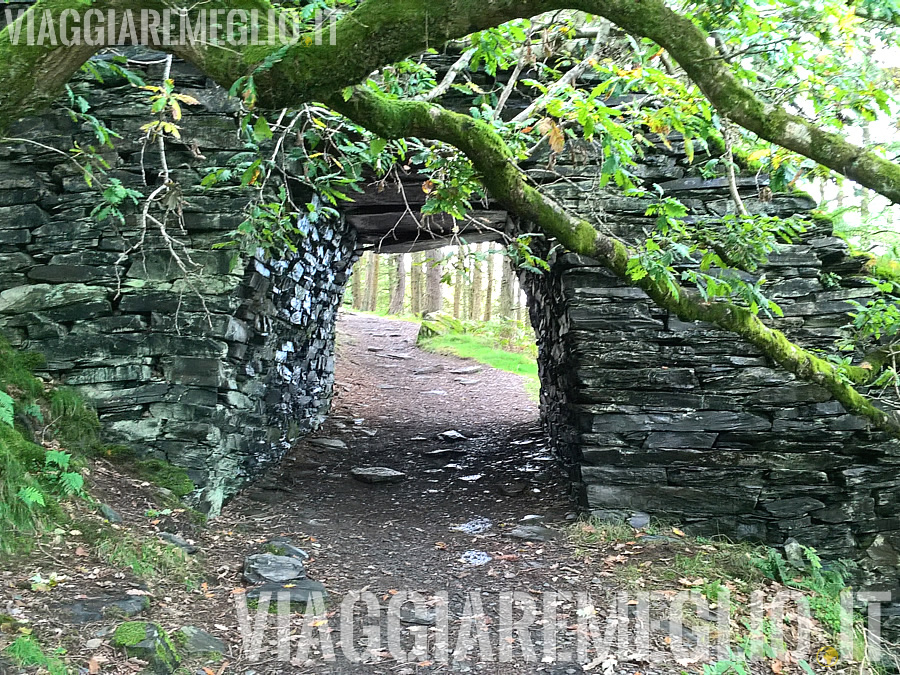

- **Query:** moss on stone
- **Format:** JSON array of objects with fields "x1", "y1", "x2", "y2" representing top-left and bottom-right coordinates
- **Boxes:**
[
  {"x1": 113, "y1": 621, "x2": 181, "y2": 674},
  {"x1": 113, "y1": 621, "x2": 150, "y2": 647},
  {"x1": 134, "y1": 460, "x2": 195, "y2": 498}
]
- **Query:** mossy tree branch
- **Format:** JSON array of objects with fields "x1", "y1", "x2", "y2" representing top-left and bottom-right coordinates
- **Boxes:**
[
  {"x1": 331, "y1": 87, "x2": 900, "y2": 436},
  {"x1": 2, "y1": 0, "x2": 899, "y2": 203}
]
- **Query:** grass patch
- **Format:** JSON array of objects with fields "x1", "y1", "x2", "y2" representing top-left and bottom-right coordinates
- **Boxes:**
[
  {"x1": 96, "y1": 531, "x2": 202, "y2": 588},
  {"x1": 133, "y1": 459, "x2": 195, "y2": 498},
  {"x1": 569, "y1": 517, "x2": 636, "y2": 547},
  {"x1": 659, "y1": 543, "x2": 765, "y2": 589},
  {"x1": 566, "y1": 516, "x2": 868, "y2": 665},
  {"x1": 3, "y1": 635, "x2": 68, "y2": 675},
  {"x1": 419, "y1": 333, "x2": 540, "y2": 398}
]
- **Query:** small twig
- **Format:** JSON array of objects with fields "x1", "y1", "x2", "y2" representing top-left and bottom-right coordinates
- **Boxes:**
[
  {"x1": 722, "y1": 118, "x2": 750, "y2": 217},
  {"x1": 494, "y1": 59, "x2": 526, "y2": 120},
  {"x1": 511, "y1": 32, "x2": 603, "y2": 124},
  {"x1": 415, "y1": 48, "x2": 478, "y2": 102}
]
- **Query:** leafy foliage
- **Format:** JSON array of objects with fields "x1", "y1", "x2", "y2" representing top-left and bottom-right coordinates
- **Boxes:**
[
  {"x1": 0, "y1": 338, "x2": 97, "y2": 553},
  {"x1": 0, "y1": 390, "x2": 13, "y2": 428}
]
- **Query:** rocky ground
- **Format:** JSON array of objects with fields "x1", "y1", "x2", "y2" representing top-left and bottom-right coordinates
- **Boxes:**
[{"x1": 0, "y1": 313, "x2": 849, "y2": 675}]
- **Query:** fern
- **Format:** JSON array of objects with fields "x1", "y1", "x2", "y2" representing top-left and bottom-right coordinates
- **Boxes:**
[
  {"x1": 17, "y1": 486, "x2": 45, "y2": 508},
  {"x1": 44, "y1": 449, "x2": 71, "y2": 471},
  {"x1": 58, "y1": 472, "x2": 85, "y2": 497},
  {"x1": 0, "y1": 390, "x2": 13, "y2": 427},
  {"x1": 23, "y1": 402, "x2": 43, "y2": 424}
]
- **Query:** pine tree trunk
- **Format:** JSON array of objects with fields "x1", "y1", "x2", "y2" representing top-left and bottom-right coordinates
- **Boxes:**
[
  {"x1": 469, "y1": 244, "x2": 483, "y2": 321},
  {"x1": 425, "y1": 255, "x2": 443, "y2": 314},
  {"x1": 351, "y1": 255, "x2": 364, "y2": 310},
  {"x1": 499, "y1": 257, "x2": 514, "y2": 319},
  {"x1": 453, "y1": 246, "x2": 463, "y2": 319},
  {"x1": 483, "y1": 250, "x2": 494, "y2": 322},
  {"x1": 516, "y1": 284, "x2": 526, "y2": 324},
  {"x1": 410, "y1": 251, "x2": 424, "y2": 316},
  {"x1": 362, "y1": 252, "x2": 376, "y2": 311},
  {"x1": 388, "y1": 254, "x2": 406, "y2": 315},
  {"x1": 365, "y1": 253, "x2": 381, "y2": 312}
]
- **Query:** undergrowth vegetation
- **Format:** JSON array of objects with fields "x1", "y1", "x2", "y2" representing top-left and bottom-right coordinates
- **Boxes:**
[
  {"x1": 568, "y1": 516, "x2": 868, "y2": 668},
  {"x1": 96, "y1": 531, "x2": 202, "y2": 589},
  {"x1": 0, "y1": 338, "x2": 97, "y2": 553},
  {"x1": 3, "y1": 635, "x2": 68, "y2": 675},
  {"x1": 416, "y1": 314, "x2": 540, "y2": 397}
]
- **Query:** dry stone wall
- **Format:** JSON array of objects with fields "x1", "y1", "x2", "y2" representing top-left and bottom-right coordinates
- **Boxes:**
[
  {"x1": 523, "y1": 140, "x2": 900, "y2": 622},
  {"x1": 0, "y1": 53, "x2": 356, "y2": 512}
]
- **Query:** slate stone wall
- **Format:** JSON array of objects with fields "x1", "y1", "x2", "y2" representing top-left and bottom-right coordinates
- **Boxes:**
[
  {"x1": 0, "y1": 55, "x2": 356, "y2": 512},
  {"x1": 523, "y1": 140, "x2": 900, "y2": 614}
]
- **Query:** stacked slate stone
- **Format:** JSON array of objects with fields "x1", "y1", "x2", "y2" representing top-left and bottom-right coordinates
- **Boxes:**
[
  {"x1": 0, "y1": 50, "x2": 356, "y2": 513},
  {"x1": 521, "y1": 137, "x2": 900, "y2": 617}
]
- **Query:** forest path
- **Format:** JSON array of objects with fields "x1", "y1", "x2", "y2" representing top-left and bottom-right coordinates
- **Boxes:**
[{"x1": 216, "y1": 311, "x2": 583, "y2": 673}]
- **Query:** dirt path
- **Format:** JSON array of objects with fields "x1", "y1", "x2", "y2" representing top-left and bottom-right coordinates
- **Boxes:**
[{"x1": 212, "y1": 313, "x2": 583, "y2": 670}]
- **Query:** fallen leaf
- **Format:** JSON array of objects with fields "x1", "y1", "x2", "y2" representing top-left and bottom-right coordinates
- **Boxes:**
[
  {"x1": 75, "y1": 546, "x2": 89, "y2": 557},
  {"x1": 672, "y1": 527, "x2": 686, "y2": 537},
  {"x1": 771, "y1": 659, "x2": 783, "y2": 674},
  {"x1": 88, "y1": 657, "x2": 101, "y2": 674}
]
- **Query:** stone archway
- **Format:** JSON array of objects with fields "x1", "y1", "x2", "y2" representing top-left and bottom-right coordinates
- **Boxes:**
[{"x1": 0, "y1": 47, "x2": 898, "y2": 620}]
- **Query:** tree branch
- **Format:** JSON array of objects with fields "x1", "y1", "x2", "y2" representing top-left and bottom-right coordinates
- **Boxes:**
[
  {"x1": 2, "y1": 0, "x2": 900, "y2": 208},
  {"x1": 330, "y1": 87, "x2": 900, "y2": 437},
  {"x1": 415, "y1": 47, "x2": 477, "y2": 102}
]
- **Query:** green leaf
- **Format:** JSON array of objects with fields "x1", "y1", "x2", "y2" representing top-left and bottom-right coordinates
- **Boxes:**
[
  {"x1": 0, "y1": 390, "x2": 13, "y2": 427},
  {"x1": 17, "y1": 486, "x2": 45, "y2": 508},
  {"x1": 45, "y1": 449, "x2": 71, "y2": 470},
  {"x1": 253, "y1": 116, "x2": 273, "y2": 142}
]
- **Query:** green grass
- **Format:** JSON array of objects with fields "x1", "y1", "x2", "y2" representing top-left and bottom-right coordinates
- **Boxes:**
[
  {"x1": 418, "y1": 333, "x2": 540, "y2": 398},
  {"x1": 4, "y1": 635, "x2": 68, "y2": 675},
  {"x1": 133, "y1": 459, "x2": 195, "y2": 498},
  {"x1": 96, "y1": 531, "x2": 202, "y2": 588}
]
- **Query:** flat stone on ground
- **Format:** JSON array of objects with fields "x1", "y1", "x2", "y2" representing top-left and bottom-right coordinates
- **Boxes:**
[
  {"x1": 506, "y1": 525, "x2": 558, "y2": 542},
  {"x1": 449, "y1": 366, "x2": 482, "y2": 375},
  {"x1": 243, "y1": 553, "x2": 307, "y2": 584},
  {"x1": 309, "y1": 437, "x2": 348, "y2": 451},
  {"x1": 246, "y1": 579, "x2": 328, "y2": 604},
  {"x1": 176, "y1": 626, "x2": 227, "y2": 656},
  {"x1": 66, "y1": 594, "x2": 149, "y2": 624},
  {"x1": 350, "y1": 467, "x2": 407, "y2": 484}
]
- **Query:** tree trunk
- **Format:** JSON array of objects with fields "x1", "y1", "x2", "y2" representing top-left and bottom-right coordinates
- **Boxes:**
[
  {"x1": 351, "y1": 255, "x2": 364, "y2": 310},
  {"x1": 362, "y1": 252, "x2": 376, "y2": 311},
  {"x1": 388, "y1": 254, "x2": 406, "y2": 315},
  {"x1": 453, "y1": 246, "x2": 463, "y2": 319},
  {"x1": 516, "y1": 285, "x2": 526, "y2": 324},
  {"x1": 425, "y1": 254, "x2": 443, "y2": 314},
  {"x1": 483, "y1": 249, "x2": 494, "y2": 322},
  {"x1": 469, "y1": 244, "x2": 483, "y2": 321},
  {"x1": 365, "y1": 253, "x2": 380, "y2": 312},
  {"x1": 410, "y1": 251, "x2": 425, "y2": 316},
  {"x1": 499, "y1": 257, "x2": 515, "y2": 319}
]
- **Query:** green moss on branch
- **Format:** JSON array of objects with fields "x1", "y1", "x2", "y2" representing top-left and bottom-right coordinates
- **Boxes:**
[{"x1": 331, "y1": 88, "x2": 900, "y2": 437}]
